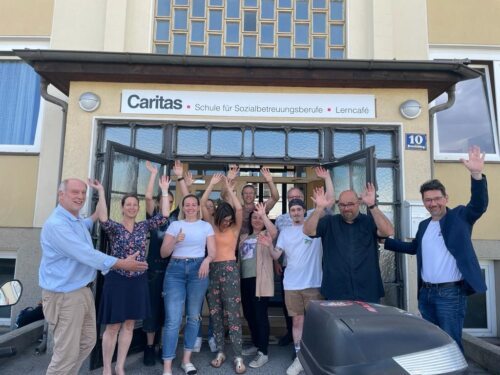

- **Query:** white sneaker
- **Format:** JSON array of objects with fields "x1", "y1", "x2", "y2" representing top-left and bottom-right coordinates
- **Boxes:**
[
  {"x1": 208, "y1": 336, "x2": 217, "y2": 352},
  {"x1": 241, "y1": 346, "x2": 259, "y2": 356},
  {"x1": 249, "y1": 351, "x2": 269, "y2": 368},
  {"x1": 286, "y1": 357, "x2": 304, "y2": 375},
  {"x1": 192, "y1": 337, "x2": 202, "y2": 352}
]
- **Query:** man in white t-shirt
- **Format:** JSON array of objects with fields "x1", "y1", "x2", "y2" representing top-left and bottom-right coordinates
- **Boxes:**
[{"x1": 262, "y1": 198, "x2": 322, "y2": 375}]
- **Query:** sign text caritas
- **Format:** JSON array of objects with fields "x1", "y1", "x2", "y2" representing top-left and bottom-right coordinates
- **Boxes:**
[{"x1": 127, "y1": 94, "x2": 182, "y2": 109}]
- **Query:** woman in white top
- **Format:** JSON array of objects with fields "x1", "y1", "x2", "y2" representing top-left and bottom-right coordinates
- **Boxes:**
[{"x1": 160, "y1": 194, "x2": 216, "y2": 375}]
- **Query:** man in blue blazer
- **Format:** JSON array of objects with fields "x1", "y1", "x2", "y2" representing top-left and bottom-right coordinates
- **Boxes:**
[{"x1": 384, "y1": 145, "x2": 488, "y2": 352}]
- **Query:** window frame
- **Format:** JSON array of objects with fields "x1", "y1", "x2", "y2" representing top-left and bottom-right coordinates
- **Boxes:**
[
  {"x1": 429, "y1": 47, "x2": 500, "y2": 162},
  {"x1": 464, "y1": 260, "x2": 497, "y2": 337},
  {"x1": 0, "y1": 55, "x2": 45, "y2": 154}
]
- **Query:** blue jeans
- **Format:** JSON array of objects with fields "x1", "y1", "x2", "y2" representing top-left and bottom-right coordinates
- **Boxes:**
[
  {"x1": 197, "y1": 297, "x2": 214, "y2": 338},
  {"x1": 418, "y1": 285, "x2": 467, "y2": 352},
  {"x1": 162, "y1": 258, "x2": 209, "y2": 360}
]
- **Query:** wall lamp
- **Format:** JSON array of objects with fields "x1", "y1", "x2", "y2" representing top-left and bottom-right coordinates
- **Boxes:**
[
  {"x1": 399, "y1": 100, "x2": 422, "y2": 119},
  {"x1": 79, "y1": 92, "x2": 101, "y2": 112}
]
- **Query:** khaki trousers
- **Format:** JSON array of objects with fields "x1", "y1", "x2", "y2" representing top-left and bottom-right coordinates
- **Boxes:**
[{"x1": 42, "y1": 287, "x2": 96, "y2": 375}]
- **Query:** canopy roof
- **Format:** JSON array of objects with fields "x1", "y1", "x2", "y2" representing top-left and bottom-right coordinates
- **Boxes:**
[{"x1": 14, "y1": 49, "x2": 481, "y2": 101}]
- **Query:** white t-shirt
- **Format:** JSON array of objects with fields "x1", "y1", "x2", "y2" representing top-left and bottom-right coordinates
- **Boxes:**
[
  {"x1": 421, "y1": 220, "x2": 462, "y2": 283},
  {"x1": 166, "y1": 220, "x2": 214, "y2": 258},
  {"x1": 276, "y1": 224, "x2": 323, "y2": 290}
]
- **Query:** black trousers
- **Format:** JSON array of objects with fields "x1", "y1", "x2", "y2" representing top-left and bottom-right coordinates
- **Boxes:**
[{"x1": 241, "y1": 277, "x2": 270, "y2": 355}]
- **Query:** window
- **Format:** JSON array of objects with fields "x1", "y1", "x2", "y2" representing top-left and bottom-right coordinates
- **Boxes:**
[
  {"x1": 0, "y1": 61, "x2": 42, "y2": 152},
  {"x1": 433, "y1": 65, "x2": 499, "y2": 160},
  {"x1": 464, "y1": 261, "x2": 497, "y2": 337},
  {"x1": 191, "y1": 21, "x2": 205, "y2": 42},
  {"x1": 153, "y1": 0, "x2": 346, "y2": 59}
]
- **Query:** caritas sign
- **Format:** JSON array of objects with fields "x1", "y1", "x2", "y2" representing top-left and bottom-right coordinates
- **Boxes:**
[{"x1": 121, "y1": 90, "x2": 376, "y2": 119}]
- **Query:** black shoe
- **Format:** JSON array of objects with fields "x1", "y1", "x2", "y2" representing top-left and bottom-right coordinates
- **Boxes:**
[
  {"x1": 143, "y1": 345, "x2": 156, "y2": 366},
  {"x1": 278, "y1": 333, "x2": 293, "y2": 346}
]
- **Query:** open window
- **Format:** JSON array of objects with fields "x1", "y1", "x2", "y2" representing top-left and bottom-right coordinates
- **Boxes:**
[{"x1": 323, "y1": 146, "x2": 377, "y2": 209}]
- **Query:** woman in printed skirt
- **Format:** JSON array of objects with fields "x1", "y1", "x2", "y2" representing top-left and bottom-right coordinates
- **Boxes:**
[
  {"x1": 239, "y1": 202, "x2": 277, "y2": 369},
  {"x1": 201, "y1": 173, "x2": 246, "y2": 374},
  {"x1": 160, "y1": 193, "x2": 216, "y2": 375},
  {"x1": 91, "y1": 176, "x2": 170, "y2": 375}
]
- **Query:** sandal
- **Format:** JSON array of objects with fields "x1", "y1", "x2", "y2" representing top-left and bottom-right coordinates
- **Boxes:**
[
  {"x1": 211, "y1": 352, "x2": 226, "y2": 368},
  {"x1": 234, "y1": 356, "x2": 246, "y2": 374},
  {"x1": 180, "y1": 362, "x2": 197, "y2": 375}
]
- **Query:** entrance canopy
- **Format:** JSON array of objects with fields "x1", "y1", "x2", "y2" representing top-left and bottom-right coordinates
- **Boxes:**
[{"x1": 14, "y1": 49, "x2": 480, "y2": 101}]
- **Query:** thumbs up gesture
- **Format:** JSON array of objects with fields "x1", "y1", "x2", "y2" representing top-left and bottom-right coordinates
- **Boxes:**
[{"x1": 176, "y1": 228, "x2": 185, "y2": 243}]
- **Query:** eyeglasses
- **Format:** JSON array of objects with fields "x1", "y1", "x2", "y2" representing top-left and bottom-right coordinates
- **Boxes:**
[
  {"x1": 423, "y1": 196, "x2": 445, "y2": 204},
  {"x1": 288, "y1": 195, "x2": 303, "y2": 200},
  {"x1": 338, "y1": 202, "x2": 357, "y2": 209}
]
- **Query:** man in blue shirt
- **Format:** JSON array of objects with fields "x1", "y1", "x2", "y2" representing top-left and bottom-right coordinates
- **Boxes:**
[
  {"x1": 40, "y1": 178, "x2": 148, "y2": 375},
  {"x1": 384, "y1": 146, "x2": 488, "y2": 352}
]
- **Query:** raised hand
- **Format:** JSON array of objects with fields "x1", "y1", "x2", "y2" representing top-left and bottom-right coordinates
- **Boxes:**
[
  {"x1": 227, "y1": 164, "x2": 240, "y2": 181},
  {"x1": 184, "y1": 171, "x2": 193, "y2": 187},
  {"x1": 460, "y1": 145, "x2": 485, "y2": 176},
  {"x1": 173, "y1": 160, "x2": 184, "y2": 177},
  {"x1": 159, "y1": 175, "x2": 170, "y2": 192},
  {"x1": 224, "y1": 176, "x2": 236, "y2": 192},
  {"x1": 145, "y1": 160, "x2": 158, "y2": 175},
  {"x1": 176, "y1": 228, "x2": 185, "y2": 243},
  {"x1": 261, "y1": 167, "x2": 273, "y2": 183},
  {"x1": 88, "y1": 178, "x2": 104, "y2": 192},
  {"x1": 314, "y1": 166, "x2": 330, "y2": 180},
  {"x1": 311, "y1": 186, "x2": 334, "y2": 210},
  {"x1": 254, "y1": 202, "x2": 267, "y2": 217},
  {"x1": 360, "y1": 182, "x2": 376, "y2": 206},
  {"x1": 209, "y1": 173, "x2": 224, "y2": 186}
]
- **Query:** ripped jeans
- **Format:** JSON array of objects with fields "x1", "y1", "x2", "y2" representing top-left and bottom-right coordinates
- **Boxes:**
[{"x1": 162, "y1": 257, "x2": 209, "y2": 360}]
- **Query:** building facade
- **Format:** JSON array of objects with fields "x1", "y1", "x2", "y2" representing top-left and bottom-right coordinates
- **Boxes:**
[{"x1": 0, "y1": 0, "x2": 499, "y2": 344}]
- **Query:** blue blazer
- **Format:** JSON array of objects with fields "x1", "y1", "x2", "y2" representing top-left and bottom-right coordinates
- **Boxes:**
[{"x1": 385, "y1": 176, "x2": 488, "y2": 296}]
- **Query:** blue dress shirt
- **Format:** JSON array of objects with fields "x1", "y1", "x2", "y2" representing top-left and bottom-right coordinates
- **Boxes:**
[{"x1": 39, "y1": 205, "x2": 117, "y2": 292}]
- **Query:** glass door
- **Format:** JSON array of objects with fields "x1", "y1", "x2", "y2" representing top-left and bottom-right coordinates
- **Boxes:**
[
  {"x1": 323, "y1": 146, "x2": 377, "y2": 207},
  {"x1": 90, "y1": 141, "x2": 172, "y2": 370}
]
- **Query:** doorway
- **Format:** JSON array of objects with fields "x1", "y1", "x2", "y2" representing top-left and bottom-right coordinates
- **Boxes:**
[{"x1": 89, "y1": 121, "x2": 403, "y2": 369}]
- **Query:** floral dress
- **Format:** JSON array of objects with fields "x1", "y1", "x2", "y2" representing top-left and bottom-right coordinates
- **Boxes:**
[{"x1": 97, "y1": 213, "x2": 167, "y2": 324}]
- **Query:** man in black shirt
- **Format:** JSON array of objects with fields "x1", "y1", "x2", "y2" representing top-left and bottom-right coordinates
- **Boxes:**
[{"x1": 303, "y1": 185, "x2": 394, "y2": 302}]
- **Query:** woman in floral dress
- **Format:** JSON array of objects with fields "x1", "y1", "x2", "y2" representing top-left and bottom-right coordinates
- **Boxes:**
[{"x1": 91, "y1": 177, "x2": 170, "y2": 375}]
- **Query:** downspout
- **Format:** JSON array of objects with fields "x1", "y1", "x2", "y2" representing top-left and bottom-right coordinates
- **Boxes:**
[
  {"x1": 40, "y1": 78, "x2": 68, "y2": 204},
  {"x1": 428, "y1": 85, "x2": 456, "y2": 178}
]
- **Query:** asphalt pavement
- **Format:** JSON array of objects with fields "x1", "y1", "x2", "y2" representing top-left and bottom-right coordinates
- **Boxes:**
[{"x1": 0, "y1": 337, "x2": 492, "y2": 374}]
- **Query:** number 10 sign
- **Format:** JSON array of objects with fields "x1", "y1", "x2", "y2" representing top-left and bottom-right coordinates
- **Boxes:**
[{"x1": 405, "y1": 133, "x2": 427, "y2": 150}]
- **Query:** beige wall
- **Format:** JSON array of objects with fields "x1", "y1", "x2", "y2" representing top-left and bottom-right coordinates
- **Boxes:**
[
  {"x1": 50, "y1": 0, "x2": 153, "y2": 52},
  {"x1": 434, "y1": 162, "x2": 500, "y2": 240},
  {"x1": 0, "y1": 156, "x2": 38, "y2": 227},
  {"x1": 427, "y1": 0, "x2": 500, "y2": 45},
  {"x1": 0, "y1": 0, "x2": 53, "y2": 36},
  {"x1": 60, "y1": 83, "x2": 432, "y2": 196},
  {"x1": 348, "y1": 0, "x2": 429, "y2": 59}
]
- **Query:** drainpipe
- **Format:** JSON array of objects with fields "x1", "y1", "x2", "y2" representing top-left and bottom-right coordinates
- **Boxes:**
[
  {"x1": 40, "y1": 78, "x2": 68, "y2": 205},
  {"x1": 428, "y1": 85, "x2": 456, "y2": 179}
]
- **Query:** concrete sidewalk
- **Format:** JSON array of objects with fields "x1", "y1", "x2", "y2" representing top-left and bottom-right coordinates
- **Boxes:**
[
  {"x1": 1, "y1": 339, "x2": 295, "y2": 375},
  {"x1": 0, "y1": 339, "x2": 493, "y2": 375}
]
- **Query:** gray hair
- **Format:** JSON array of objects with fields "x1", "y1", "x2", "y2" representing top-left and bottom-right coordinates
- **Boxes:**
[
  {"x1": 58, "y1": 178, "x2": 86, "y2": 193},
  {"x1": 58, "y1": 180, "x2": 68, "y2": 193}
]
